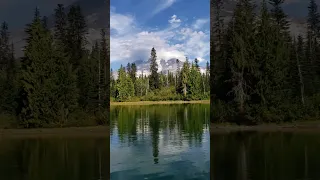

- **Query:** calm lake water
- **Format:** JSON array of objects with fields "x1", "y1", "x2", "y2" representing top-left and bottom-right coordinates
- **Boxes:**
[
  {"x1": 212, "y1": 131, "x2": 320, "y2": 180},
  {"x1": 0, "y1": 137, "x2": 109, "y2": 180},
  {"x1": 110, "y1": 104, "x2": 210, "y2": 180}
]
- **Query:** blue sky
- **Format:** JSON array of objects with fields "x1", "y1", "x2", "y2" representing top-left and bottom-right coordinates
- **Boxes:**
[{"x1": 110, "y1": 0, "x2": 210, "y2": 70}]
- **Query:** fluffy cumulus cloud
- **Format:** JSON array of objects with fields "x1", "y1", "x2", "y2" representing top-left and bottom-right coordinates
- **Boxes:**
[
  {"x1": 192, "y1": 18, "x2": 209, "y2": 29},
  {"x1": 110, "y1": 9, "x2": 210, "y2": 69}
]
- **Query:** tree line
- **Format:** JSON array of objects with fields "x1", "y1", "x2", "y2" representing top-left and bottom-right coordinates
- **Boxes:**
[
  {"x1": 110, "y1": 47, "x2": 210, "y2": 102},
  {"x1": 0, "y1": 4, "x2": 109, "y2": 128},
  {"x1": 211, "y1": 0, "x2": 320, "y2": 124}
]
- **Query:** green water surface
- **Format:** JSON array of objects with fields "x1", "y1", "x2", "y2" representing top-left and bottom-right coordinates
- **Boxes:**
[
  {"x1": 110, "y1": 104, "x2": 210, "y2": 180},
  {"x1": 212, "y1": 131, "x2": 320, "y2": 180},
  {"x1": 0, "y1": 137, "x2": 109, "y2": 180}
]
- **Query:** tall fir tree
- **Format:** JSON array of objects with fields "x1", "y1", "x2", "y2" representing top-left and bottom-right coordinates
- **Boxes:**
[
  {"x1": 149, "y1": 47, "x2": 159, "y2": 90},
  {"x1": 19, "y1": 8, "x2": 58, "y2": 127},
  {"x1": 54, "y1": 4, "x2": 67, "y2": 46}
]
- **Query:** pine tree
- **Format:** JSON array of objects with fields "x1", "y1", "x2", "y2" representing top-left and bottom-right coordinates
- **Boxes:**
[
  {"x1": 19, "y1": 8, "x2": 58, "y2": 127},
  {"x1": 54, "y1": 4, "x2": 67, "y2": 45},
  {"x1": 229, "y1": 0, "x2": 256, "y2": 117},
  {"x1": 110, "y1": 69, "x2": 115, "y2": 98},
  {"x1": 255, "y1": 0, "x2": 276, "y2": 105},
  {"x1": 42, "y1": 16, "x2": 49, "y2": 31},
  {"x1": 51, "y1": 3, "x2": 79, "y2": 123},
  {"x1": 52, "y1": 37, "x2": 79, "y2": 124},
  {"x1": 100, "y1": 28, "x2": 108, "y2": 103},
  {"x1": 149, "y1": 47, "x2": 159, "y2": 90},
  {"x1": 115, "y1": 65, "x2": 134, "y2": 101},
  {"x1": 180, "y1": 57, "x2": 190, "y2": 97},
  {"x1": 0, "y1": 22, "x2": 10, "y2": 71},
  {"x1": 305, "y1": 0, "x2": 320, "y2": 93},
  {"x1": 78, "y1": 42, "x2": 100, "y2": 110},
  {"x1": 269, "y1": 0, "x2": 290, "y2": 35},
  {"x1": 189, "y1": 59, "x2": 202, "y2": 99},
  {"x1": 0, "y1": 22, "x2": 17, "y2": 113},
  {"x1": 66, "y1": 5, "x2": 88, "y2": 108},
  {"x1": 66, "y1": 5, "x2": 87, "y2": 68}
]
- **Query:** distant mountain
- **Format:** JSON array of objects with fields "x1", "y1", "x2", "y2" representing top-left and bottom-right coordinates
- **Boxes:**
[
  {"x1": 12, "y1": 0, "x2": 107, "y2": 57},
  {"x1": 116, "y1": 0, "x2": 307, "y2": 78},
  {"x1": 112, "y1": 58, "x2": 208, "y2": 79}
]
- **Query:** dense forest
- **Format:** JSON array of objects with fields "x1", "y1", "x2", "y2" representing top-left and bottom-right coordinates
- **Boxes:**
[
  {"x1": 0, "y1": 4, "x2": 109, "y2": 128},
  {"x1": 110, "y1": 48, "x2": 210, "y2": 102},
  {"x1": 211, "y1": 0, "x2": 320, "y2": 124}
]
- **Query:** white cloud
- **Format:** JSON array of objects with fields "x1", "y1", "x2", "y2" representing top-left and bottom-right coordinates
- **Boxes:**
[
  {"x1": 110, "y1": 10, "x2": 135, "y2": 35},
  {"x1": 110, "y1": 11, "x2": 210, "y2": 71},
  {"x1": 192, "y1": 18, "x2": 209, "y2": 29},
  {"x1": 169, "y1": 14, "x2": 181, "y2": 24},
  {"x1": 152, "y1": 0, "x2": 177, "y2": 16},
  {"x1": 168, "y1": 14, "x2": 181, "y2": 28}
]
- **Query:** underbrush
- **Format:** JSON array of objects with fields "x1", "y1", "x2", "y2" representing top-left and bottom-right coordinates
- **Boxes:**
[
  {"x1": 111, "y1": 87, "x2": 209, "y2": 102},
  {"x1": 211, "y1": 94, "x2": 320, "y2": 124},
  {"x1": 0, "y1": 109, "x2": 109, "y2": 129}
]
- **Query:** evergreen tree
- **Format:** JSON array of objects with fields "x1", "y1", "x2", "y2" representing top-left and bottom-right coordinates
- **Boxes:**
[
  {"x1": 189, "y1": 59, "x2": 202, "y2": 99},
  {"x1": 180, "y1": 57, "x2": 190, "y2": 97},
  {"x1": 52, "y1": 36, "x2": 79, "y2": 123},
  {"x1": 305, "y1": 0, "x2": 320, "y2": 93},
  {"x1": 0, "y1": 22, "x2": 17, "y2": 113},
  {"x1": 210, "y1": 0, "x2": 320, "y2": 124},
  {"x1": 100, "y1": 28, "x2": 108, "y2": 102},
  {"x1": 149, "y1": 47, "x2": 159, "y2": 90},
  {"x1": 54, "y1": 4, "x2": 67, "y2": 45},
  {"x1": 78, "y1": 43, "x2": 100, "y2": 110},
  {"x1": 115, "y1": 65, "x2": 134, "y2": 101},
  {"x1": 269, "y1": 0, "x2": 290, "y2": 35},
  {"x1": 110, "y1": 69, "x2": 115, "y2": 98},
  {"x1": 66, "y1": 5, "x2": 87, "y2": 68},
  {"x1": 42, "y1": 16, "x2": 49, "y2": 31},
  {"x1": 0, "y1": 22, "x2": 10, "y2": 71},
  {"x1": 19, "y1": 8, "x2": 58, "y2": 127},
  {"x1": 0, "y1": 3, "x2": 112, "y2": 127},
  {"x1": 66, "y1": 5, "x2": 88, "y2": 108}
]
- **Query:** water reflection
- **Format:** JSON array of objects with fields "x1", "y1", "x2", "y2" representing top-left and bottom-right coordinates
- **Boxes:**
[
  {"x1": 110, "y1": 104, "x2": 210, "y2": 180},
  {"x1": 212, "y1": 131, "x2": 320, "y2": 180},
  {"x1": 0, "y1": 137, "x2": 109, "y2": 180}
]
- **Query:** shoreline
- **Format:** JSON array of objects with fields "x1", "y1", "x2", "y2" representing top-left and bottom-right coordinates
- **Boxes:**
[
  {"x1": 0, "y1": 126, "x2": 109, "y2": 138},
  {"x1": 110, "y1": 100, "x2": 210, "y2": 106},
  {"x1": 211, "y1": 121, "x2": 320, "y2": 133}
]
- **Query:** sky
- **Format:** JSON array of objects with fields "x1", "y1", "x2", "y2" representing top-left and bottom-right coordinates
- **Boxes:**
[
  {"x1": 110, "y1": 0, "x2": 210, "y2": 70},
  {"x1": 0, "y1": 0, "x2": 77, "y2": 29}
]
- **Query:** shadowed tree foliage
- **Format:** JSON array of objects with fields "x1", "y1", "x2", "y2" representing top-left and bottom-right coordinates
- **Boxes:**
[
  {"x1": 0, "y1": 5, "x2": 109, "y2": 128},
  {"x1": 211, "y1": 0, "x2": 320, "y2": 124}
]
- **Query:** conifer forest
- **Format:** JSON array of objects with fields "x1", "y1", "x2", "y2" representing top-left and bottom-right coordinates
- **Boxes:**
[
  {"x1": 0, "y1": 4, "x2": 109, "y2": 128},
  {"x1": 110, "y1": 48, "x2": 210, "y2": 102},
  {"x1": 211, "y1": 0, "x2": 320, "y2": 124}
]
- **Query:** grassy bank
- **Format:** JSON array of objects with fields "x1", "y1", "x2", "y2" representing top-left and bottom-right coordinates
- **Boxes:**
[
  {"x1": 110, "y1": 100, "x2": 210, "y2": 106},
  {"x1": 210, "y1": 121, "x2": 320, "y2": 134},
  {"x1": 0, "y1": 126, "x2": 109, "y2": 138}
]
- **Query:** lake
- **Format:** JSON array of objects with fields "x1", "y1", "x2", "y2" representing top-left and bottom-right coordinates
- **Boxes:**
[
  {"x1": 211, "y1": 131, "x2": 320, "y2": 180},
  {"x1": 0, "y1": 137, "x2": 109, "y2": 180},
  {"x1": 110, "y1": 104, "x2": 210, "y2": 180}
]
